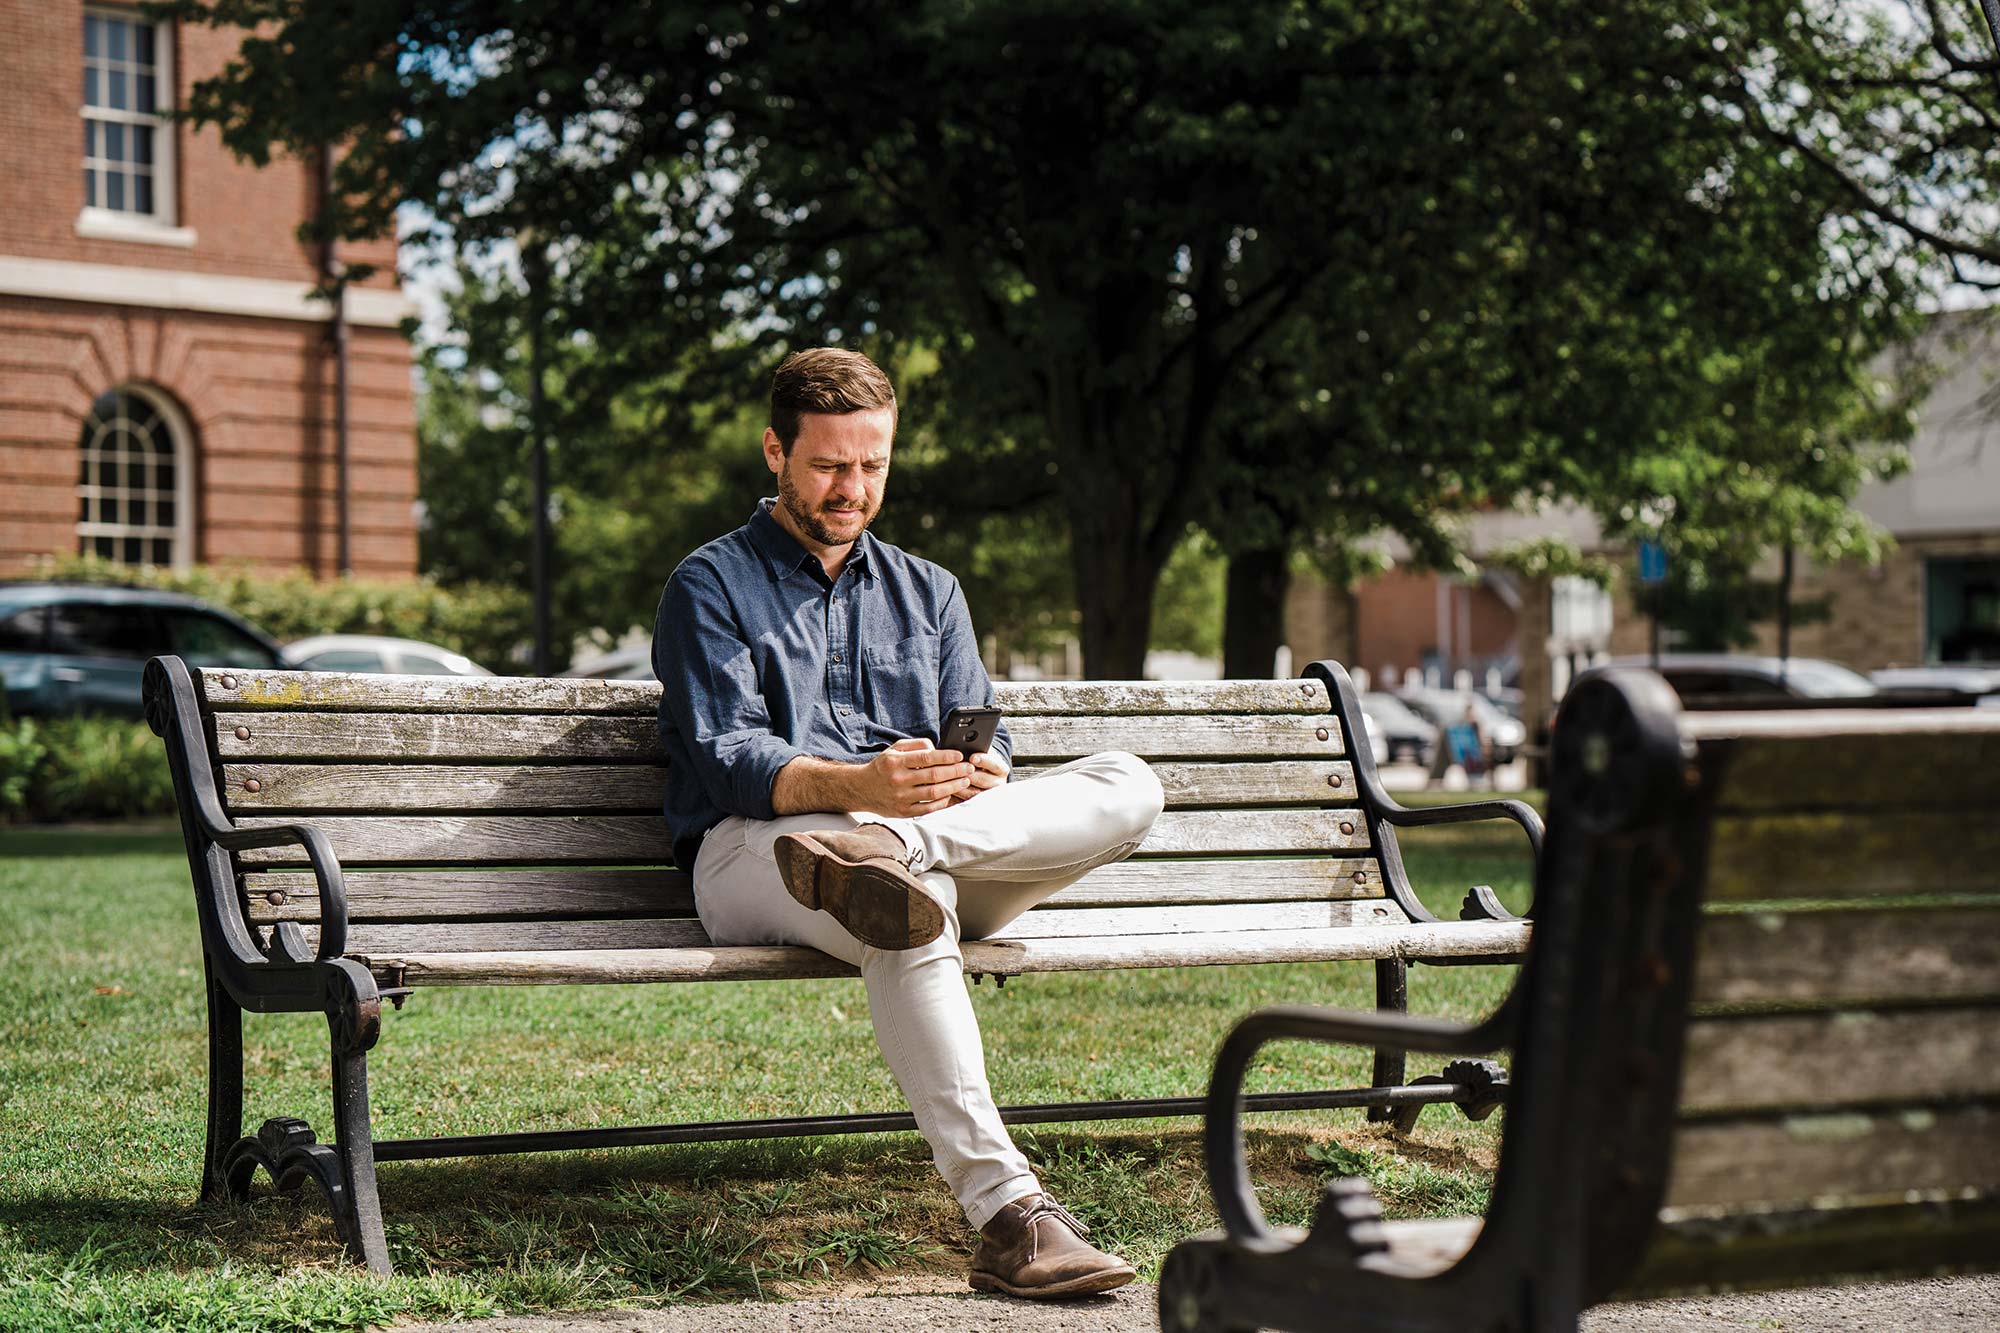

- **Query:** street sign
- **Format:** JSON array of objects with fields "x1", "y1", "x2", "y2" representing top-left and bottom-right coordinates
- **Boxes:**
[{"x1": 1638, "y1": 540, "x2": 1668, "y2": 585}]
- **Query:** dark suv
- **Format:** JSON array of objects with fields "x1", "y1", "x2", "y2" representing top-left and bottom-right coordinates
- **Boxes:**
[{"x1": 0, "y1": 582, "x2": 285, "y2": 718}]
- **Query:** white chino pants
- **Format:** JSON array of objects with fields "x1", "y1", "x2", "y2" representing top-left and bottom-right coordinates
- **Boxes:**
[{"x1": 691, "y1": 750, "x2": 1165, "y2": 1228}]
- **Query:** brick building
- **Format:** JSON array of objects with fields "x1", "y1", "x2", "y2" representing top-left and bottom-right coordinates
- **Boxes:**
[{"x1": 0, "y1": 2, "x2": 416, "y2": 579}]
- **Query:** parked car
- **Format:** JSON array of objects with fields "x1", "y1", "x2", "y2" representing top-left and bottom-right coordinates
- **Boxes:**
[
  {"x1": 1600, "y1": 653, "x2": 1877, "y2": 706},
  {"x1": 0, "y1": 582, "x2": 285, "y2": 717},
  {"x1": 1359, "y1": 691, "x2": 1437, "y2": 765},
  {"x1": 1871, "y1": 664, "x2": 2000, "y2": 706},
  {"x1": 565, "y1": 644, "x2": 655, "y2": 680},
  {"x1": 1395, "y1": 687, "x2": 1527, "y2": 765},
  {"x1": 284, "y1": 634, "x2": 492, "y2": 677}
]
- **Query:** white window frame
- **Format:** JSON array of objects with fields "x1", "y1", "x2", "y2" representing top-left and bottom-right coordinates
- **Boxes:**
[
  {"x1": 76, "y1": 383, "x2": 196, "y2": 573},
  {"x1": 78, "y1": 6, "x2": 189, "y2": 244}
]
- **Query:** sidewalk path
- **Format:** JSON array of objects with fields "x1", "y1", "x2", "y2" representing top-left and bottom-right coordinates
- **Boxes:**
[{"x1": 397, "y1": 1273, "x2": 2000, "y2": 1332}]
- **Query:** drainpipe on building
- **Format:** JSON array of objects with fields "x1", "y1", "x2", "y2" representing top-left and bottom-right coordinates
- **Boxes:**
[{"x1": 320, "y1": 148, "x2": 352, "y2": 576}]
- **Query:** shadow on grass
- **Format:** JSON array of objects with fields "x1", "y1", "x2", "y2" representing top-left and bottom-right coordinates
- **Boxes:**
[{"x1": 1, "y1": 823, "x2": 183, "y2": 859}]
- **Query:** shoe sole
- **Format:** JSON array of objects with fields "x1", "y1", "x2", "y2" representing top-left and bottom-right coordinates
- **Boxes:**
[
  {"x1": 968, "y1": 1266, "x2": 1138, "y2": 1299},
  {"x1": 774, "y1": 831, "x2": 946, "y2": 951}
]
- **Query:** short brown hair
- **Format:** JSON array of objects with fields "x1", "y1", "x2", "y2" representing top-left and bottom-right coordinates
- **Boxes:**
[{"x1": 770, "y1": 347, "x2": 898, "y2": 453}]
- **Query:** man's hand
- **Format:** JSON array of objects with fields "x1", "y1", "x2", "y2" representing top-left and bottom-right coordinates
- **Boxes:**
[
  {"x1": 860, "y1": 737, "x2": 975, "y2": 816},
  {"x1": 949, "y1": 749, "x2": 1010, "y2": 804}
]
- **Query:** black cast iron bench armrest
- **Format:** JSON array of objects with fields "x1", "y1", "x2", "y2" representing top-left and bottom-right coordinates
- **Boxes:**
[
  {"x1": 1306, "y1": 660, "x2": 1544, "y2": 924},
  {"x1": 144, "y1": 654, "x2": 353, "y2": 966},
  {"x1": 1204, "y1": 1001, "x2": 1515, "y2": 1251}
]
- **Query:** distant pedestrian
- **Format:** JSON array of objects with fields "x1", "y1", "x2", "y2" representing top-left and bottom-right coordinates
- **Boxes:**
[{"x1": 1443, "y1": 703, "x2": 1489, "y2": 788}]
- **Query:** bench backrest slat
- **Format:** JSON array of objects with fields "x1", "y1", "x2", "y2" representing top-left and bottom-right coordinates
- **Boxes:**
[{"x1": 196, "y1": 667, "x2": 1393, "y2": 941}]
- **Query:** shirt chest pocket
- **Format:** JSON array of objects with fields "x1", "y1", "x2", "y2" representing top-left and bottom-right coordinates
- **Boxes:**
[{"x1": 861, "y1": 632, "x2": 941, "y2": 727}]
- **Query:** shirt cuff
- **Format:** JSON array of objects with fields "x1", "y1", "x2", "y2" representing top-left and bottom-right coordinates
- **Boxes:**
[{"x1": 735, "y1": 741, "x2": 810, "y2": 821}]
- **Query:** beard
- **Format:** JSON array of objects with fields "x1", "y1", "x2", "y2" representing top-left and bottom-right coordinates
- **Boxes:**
[{"x1": 777, "y1": 464, "x2": 879, "y2": 546}]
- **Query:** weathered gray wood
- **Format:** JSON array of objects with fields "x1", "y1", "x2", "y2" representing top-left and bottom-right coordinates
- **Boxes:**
[
  {"x1": 232, "y1": 808, "x2": 1369, "y2": 866},
  {"x1": 240, "y1": 857, "x2": 1389, "y2": 925},
  {"x1": 214, "y1": 711, "x2": 663, "y2": 762},
  {"x1": 1665, "y1": 1103, "x2": 2000, "y2": 1209},
  {"x1": 1626, "y1": 1194, "x2": 2000, "y2": 1297},
  {"x1": 994, "y1": 679, "x2": 1328, "y2": 715},
  {"x1": 371, "y1": 919, "x2": 1530, "y2": 985},
  {"x1": 1700, "y1": 728, "x2": 2000, "y2": 813},
  {"x1": 226, "y1": 758, "x2": 1354, "y2": 814},
  {"x1": 1007, "y1": 714, "x2": 1348, "y2": 760},
  {"x1": 317, "y1": 899, "x2": 1385, "y2": 955},
  {"x1": 1678, "y1": 1006, "x2": 2000, "y2": 1113},
  {"x1": 1706, "y1": 811, "x2": 2000, "y2": 902},
  {"x1": 1016, "y1": 760, "x2": 1357, "y2": 808},
  {"x1": 990, "y1": 899, "x2": 1379, "y2": 940},
  {"x1": 1376, "y1": 1218, "x2": 1485, "y2": 1279},
  {"x1": 233, "y1": 814, "x2": 672, "y2": 865},
  {"x1": 199, "y1": 668, "x2": 1337, "y2": 719},
  {"x1": 211, "y1": 709, "x2": 1345, "y2": 764},
  {"x1": 199, "y1": 667, "x2": 659, "y2": 715},
  {"x1": 1693, "y1": 905, "x2": 2000, "y2": 1008},
  {"x1": 223, "y1": 763, "x2": 672, "y2": 812}
]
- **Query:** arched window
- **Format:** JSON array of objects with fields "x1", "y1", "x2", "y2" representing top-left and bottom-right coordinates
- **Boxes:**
[{"x1": 76, "y1": 385, "x2": 192, "y2": 569}]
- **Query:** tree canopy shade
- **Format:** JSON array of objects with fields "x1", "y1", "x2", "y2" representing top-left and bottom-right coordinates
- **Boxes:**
[{"x1": 160, "y1": 0, "x2": 2000, "y2": 675}]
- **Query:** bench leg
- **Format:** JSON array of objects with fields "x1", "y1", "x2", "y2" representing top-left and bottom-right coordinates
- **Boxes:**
[
  {"x1": 1367, "y1": 958, "x2": 1408, "y2": 1122},
  {"x1": 200, "y1": 957, "x2": 244, "y2": 1204},
  {"x1": 209, "y1": 980, "x2": 392, "y2": 1275}
]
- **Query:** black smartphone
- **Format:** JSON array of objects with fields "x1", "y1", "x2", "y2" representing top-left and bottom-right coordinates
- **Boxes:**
[{"x1": 940, "y1": 705, "x2": 1003, "y2": 755}]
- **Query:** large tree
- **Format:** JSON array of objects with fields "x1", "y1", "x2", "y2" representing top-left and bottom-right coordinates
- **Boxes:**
[{"x1": 161, "y1": 0, "x2": 2000, "y2": 675}]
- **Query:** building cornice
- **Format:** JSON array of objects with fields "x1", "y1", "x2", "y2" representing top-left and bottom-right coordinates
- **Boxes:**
[{"x1": 0, "y1": 254, "x2": 410, "y2": 329}]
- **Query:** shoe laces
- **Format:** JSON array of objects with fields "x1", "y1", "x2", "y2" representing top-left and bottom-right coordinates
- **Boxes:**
[{"x1": 1017, "y1": 1194, "x2": 1090, "y2": 1260}]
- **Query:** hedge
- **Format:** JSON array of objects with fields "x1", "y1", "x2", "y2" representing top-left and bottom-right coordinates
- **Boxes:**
[{"x1": 0, "y1": 716, "x2": 175, "y2": 823}]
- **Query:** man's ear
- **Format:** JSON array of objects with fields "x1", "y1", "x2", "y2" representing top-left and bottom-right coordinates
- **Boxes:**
[{"x1": 762, "y1": 427, "x2": 785, "y2": 475}]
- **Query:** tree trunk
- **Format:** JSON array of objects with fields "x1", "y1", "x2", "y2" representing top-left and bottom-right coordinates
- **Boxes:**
[
  {"x1": 1069, "y1": 495, "x2": 1162, "y2": 680},
  {"x1": 1222, "y1": 543, "x2": 1292, "y2": 678}
]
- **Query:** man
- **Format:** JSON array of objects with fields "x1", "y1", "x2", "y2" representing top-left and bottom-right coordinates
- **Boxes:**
[{"x1": 652, "y1": 347, "x2": 1164, "y2": 1299}]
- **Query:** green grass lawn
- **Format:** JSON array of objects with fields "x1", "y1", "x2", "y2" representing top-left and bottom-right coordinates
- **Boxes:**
[{"x1": 0, "y1": 810, "x2": 1535, "y2": 1331}]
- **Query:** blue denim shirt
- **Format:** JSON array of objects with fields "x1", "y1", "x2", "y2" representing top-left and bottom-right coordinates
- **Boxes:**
[{"x1": 653, "y1": 498, "x2": 1012, "y2": 868}]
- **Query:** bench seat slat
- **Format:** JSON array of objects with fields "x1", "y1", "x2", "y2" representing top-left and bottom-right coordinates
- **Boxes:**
[
  {"x1": 1693, "y1": 904, "x2": 2000, "y2": 1008},
  {"x1": 1679, "y1": 1006, "x2": 2000, "y2": 1113},
  {"x1": 223, "y1": 759, "x2": 1359, "y2": 814},
  {"x1": 212, "y1": 710, "x2": 1349, "y2": 763},
  {"x1": 241, "y1": 857, "x2": 1390, "y2": 924},
  {"x1": 313, "y1": 899, "x2": 1406, "y2": 955},
  {"x1": 1708, "y1": 811, "x2": 2000, "y2": 902},
  {"x1": 370, "y1": 920, "x2": 1531, "y2": 984},
  {"x1": 1665, "y1": 1102, "x2": 2000, "y2": 1210},
  {"x1": 994, "y1": 679, "x2": 1328, "y2": 715},
  {"x1": 232, "y1": 809, "x2": 1375, "y2": 866}
]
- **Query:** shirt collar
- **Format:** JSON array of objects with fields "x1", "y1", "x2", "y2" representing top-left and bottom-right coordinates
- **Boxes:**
[{"x1": 747, "y1": 498, "x2": 876, "y2": 584}]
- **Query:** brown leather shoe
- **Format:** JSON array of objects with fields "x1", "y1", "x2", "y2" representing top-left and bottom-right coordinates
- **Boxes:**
[
  {"x1": 970, "y1": 1192, "x2": 1136, "y2": 1299},
  {"x1": 773, "y1": 823, "x2": 947, "y2": 951}
]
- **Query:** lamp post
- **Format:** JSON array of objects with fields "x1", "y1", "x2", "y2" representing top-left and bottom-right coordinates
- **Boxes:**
[{"x1": 523, "y1": 232, "x2": 552, "y2": 677}]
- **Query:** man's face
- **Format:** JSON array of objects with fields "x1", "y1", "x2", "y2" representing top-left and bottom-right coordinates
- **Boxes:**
[{"x1": 764, "y1": 407, "x2": 895, "y2": 550}]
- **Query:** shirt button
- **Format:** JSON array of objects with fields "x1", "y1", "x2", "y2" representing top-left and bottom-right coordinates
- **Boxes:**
[
  {"x1": 831, "y1": 652, "x2": 844, "y2": 664},
  {"x1": 837, "y1": 705, "x2": 851, "y2": 715}
]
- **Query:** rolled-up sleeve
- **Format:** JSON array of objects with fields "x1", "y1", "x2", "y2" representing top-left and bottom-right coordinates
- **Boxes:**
[
  {"x1": 655, "y1": 560, "x2": 806, "y2": 822},
  {"x1": 935, "y1": 575, "x2": 1012, "y2": 769}
]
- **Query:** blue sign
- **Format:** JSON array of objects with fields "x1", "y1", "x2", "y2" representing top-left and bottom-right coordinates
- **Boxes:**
[{"x1": 1638, "y1": 540, "x2": 1668, "y2": 585}]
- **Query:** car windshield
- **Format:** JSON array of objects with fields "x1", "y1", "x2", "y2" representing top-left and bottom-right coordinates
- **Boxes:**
[
  {"x1": 1363, "y1": 693, "x2": 1427, "y2": 728},
  {"x1": 1776, "y1": 659, "x2": 1877, "y2": 698}
]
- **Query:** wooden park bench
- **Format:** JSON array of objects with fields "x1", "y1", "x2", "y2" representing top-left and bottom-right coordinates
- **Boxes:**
[
  {"x1": 1160, "y1": 668, "x2": 2000, "y2": 1332},
  {"x1": 143, "y1": 654, "x2": 1539, "y2": 1274}
]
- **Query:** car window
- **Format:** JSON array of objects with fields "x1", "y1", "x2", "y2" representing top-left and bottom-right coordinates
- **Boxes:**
[
  {"x1": 0, "y1": 606, "x2": 47, "y2": 652},
  {"x1": 166, "y1": 611, "x2": 282, "y2": 669},
  {"x1": 1780, "y1": 660, "x2": 1876, "y2": 698},
  {"x1": 300, "y1": 649, "x2": 388, "y2": 672},
  {"x1": 397, "y1": 651, "x2": 461, "y2": 675},
  {"x1": 46, "y1": 601, "x2": 159, "y2": 660}
]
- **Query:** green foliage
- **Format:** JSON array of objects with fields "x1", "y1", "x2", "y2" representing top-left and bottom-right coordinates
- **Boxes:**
[
  {"x1": 155, "y1": 0, "x2": 2000, "y2": 675},
  {"x1": 1151, "y1": 530, "x2": 1227, "y2": 659},
  {"x1": 1483, "y1": 537, "x2": 1617, "y2": 589},
  {"x1": 36, "y1": 553, "x2": 530, "y2": 672},
  {"x1": 0, "y1": 717, "x2": 173, "y2": 823}
]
